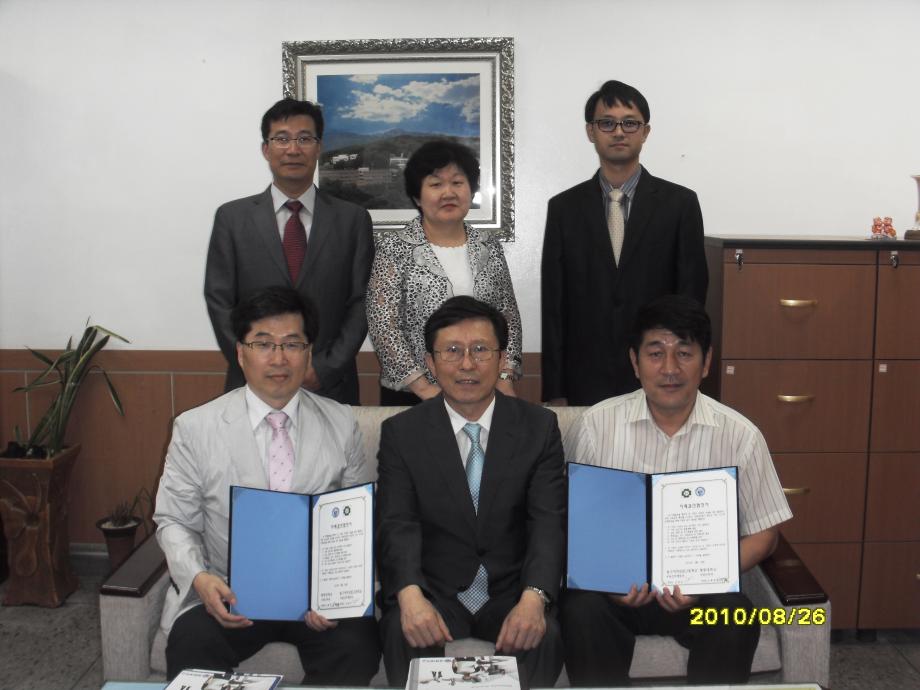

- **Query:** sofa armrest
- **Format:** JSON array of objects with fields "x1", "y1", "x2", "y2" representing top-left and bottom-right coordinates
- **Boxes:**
[
  {"x1": 99, "y1": 535, "x2": 170, "y2": 680},
  {"x1": 743, "y1": 536, "x2": 831, "y2": 687},
  {"x1": 759, "y1": 534, "x2": 828, "y2": 605}
]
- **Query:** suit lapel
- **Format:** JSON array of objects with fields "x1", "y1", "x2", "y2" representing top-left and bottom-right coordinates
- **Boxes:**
[
  {"x1": 425, "y1": 399, "x2": 478, "y2": 531},
  {"x1": 476, "y1": 393, "x2": 515, "y2": 523},
  {"x1": 221, "y1": 389, "x2": 268, "y2": 489},
  {"x1": 251, "y1": 187, "x2": 290, "y2": 283},
  {"x1": 290, "y1": 391, "x2": 325, "y2": 491},
  {"x1": 618, "y1": 168, "x2": 656, "y2": 269},
  {"x1": 299, "y1": 188, "x2": 333, "y2": 289}
]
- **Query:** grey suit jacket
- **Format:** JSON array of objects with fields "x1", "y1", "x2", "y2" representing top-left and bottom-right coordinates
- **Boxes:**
[
  {"x1": 153, "y1": 387, "x2": 372, "y2": 633},
  {"x1": 204, "y1": 186, "x2": 374, "y2": 404}
]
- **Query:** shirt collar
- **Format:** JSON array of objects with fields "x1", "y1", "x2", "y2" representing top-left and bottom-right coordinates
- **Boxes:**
[
  {"x1": 270, "y1": 183, "x2": 316, "y2": 216},
  {"x1": 245, "y1": 385, "x2": 301, "y2": 432},
  {"x1": 627, "y1": 388, "x2": 716, "y2": 436},
  {"x1": 598, "y1": 165, "x2": 643, "y2": 200},
  {"x1": 443, "y1": 396, "x2": 496, "y2": 436}
]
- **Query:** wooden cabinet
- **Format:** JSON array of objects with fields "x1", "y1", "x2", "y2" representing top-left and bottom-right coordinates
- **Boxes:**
[{"x1": 705, "y1": 236, "x2": 920, "y2": 630}]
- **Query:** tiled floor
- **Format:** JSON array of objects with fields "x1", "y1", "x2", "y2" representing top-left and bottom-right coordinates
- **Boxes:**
[{"x1": 1, "y1": 568, "x2": 919, "y2": 690}]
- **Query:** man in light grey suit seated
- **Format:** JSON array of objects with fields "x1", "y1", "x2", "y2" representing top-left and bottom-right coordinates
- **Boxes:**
[
  {"x1": 154, "y1": 286, "x2": 380, "y2": 684},
  {"x1": 205, "y1": 98, "x2": 373, "y2": 405}
]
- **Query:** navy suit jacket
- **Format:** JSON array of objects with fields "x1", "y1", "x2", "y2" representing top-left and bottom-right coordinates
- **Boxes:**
[
  {"x1": 375, "y1": 392, "x2": 566, "y2": 608},
  {"x1": 541, "y1": 168, "x2": 708, "y2": 405},
  {"x1": 204, "y1": 186, "x2": 373, "y2": 404}
]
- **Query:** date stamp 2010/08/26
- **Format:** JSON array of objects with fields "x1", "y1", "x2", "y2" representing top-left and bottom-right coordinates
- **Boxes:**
[{"x1": 690, "y1": 607, "x2": 827, "y2": 626}]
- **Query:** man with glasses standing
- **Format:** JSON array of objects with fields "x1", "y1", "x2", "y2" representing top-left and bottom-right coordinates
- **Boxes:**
[
  {"x1": 205, "y1": 98, "x2": 373, "y2": 405},
  {"x1": 541, "y1": 80, "x2": 708, "y2": 407},
  {"x1": 156, "y1": 286, "x2": 380, "y2": 684},
  {"x1": 376, "y1": 296, "x2": 566, "y2": 688}
]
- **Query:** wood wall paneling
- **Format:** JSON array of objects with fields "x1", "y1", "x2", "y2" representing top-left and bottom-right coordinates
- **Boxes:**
[
  {"x1": 792, "y1": 542, "x2": 863, "y2": 629},
  {"x1": 858, "y1": 542, "x2": 920, "y2": 629}
]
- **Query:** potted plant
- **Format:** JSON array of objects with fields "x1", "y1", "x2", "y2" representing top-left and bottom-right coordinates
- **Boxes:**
[
  {"x1": 0, "y1": 321, "x2": 127, "y2": 606},
  {"x1": 96, "y1": 487, "x2": 154, "y2": 571}
]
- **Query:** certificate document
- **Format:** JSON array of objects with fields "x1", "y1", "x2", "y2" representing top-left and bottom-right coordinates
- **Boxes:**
[
  {"x1": 651, "y1": 468, "x2": 739, "y2": 595},
  {"x1": 567, "y1": 463, "x2": 739, "y2": 595},
  {"x1": 228, "y1": 483, "x2": 374, "y2": 621},
  {"x1": 311, "y1": 484, "x2": 374, "y2": 619}
]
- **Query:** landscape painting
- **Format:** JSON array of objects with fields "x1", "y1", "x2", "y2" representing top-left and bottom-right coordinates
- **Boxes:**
[
  {"x1": 315, "y1": 72, "x2": 482, "y2": 214},
  {"x1": 283, "y1": 38, "x2": 515, "y2": 238}
]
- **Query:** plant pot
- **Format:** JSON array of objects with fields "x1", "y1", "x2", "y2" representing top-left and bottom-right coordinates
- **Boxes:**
[
  {"x1": 96, "y1": 516, "x2": 142, "y2": 572},
  {"x1": 0, "y1": 444, "x2": 80, "y2": 607}
]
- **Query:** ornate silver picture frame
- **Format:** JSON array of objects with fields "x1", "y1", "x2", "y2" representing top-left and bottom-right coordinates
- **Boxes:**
[{"x1": 282, "y1": 37, "x2": 515, "y2": 239}]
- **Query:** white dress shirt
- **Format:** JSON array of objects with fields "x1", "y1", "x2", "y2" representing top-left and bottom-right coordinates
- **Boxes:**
[
  {"x1": 443, "y1": 396, "x2": 496, "y2": 468},
  {"x1": 245, "y1": 386, "x2": 301, "y2": 479},
  {"x1": 270, "y1": 183, "x2": 316, "y2": 242}
]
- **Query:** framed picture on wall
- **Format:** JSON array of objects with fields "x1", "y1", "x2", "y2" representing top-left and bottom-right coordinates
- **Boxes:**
[{"x1": 282, "y1": 37, "x2": 515, "y2": 239}]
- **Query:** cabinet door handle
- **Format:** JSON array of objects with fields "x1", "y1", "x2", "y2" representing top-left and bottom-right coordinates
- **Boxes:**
[
  {"x1": 783, "y1": 487, "x2": 811, "y2": 496},
  {"x1": 777, "y1": 394, "x2": 815, "y2": 403},
  {"x1": 779, "y1": 299, "x2": 818, "y2": 307}
]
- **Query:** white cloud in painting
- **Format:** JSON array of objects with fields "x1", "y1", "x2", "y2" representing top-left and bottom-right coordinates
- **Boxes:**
[
  {"x1": 339, "y1": 75, "x2": 480, "y2": 124},
  {"x1": 349, "y1": 74, "x2": 379, "y2": 84}
]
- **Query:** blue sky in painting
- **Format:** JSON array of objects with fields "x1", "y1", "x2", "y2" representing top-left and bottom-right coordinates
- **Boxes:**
[{"x1": 317, "y1": 73, "x2": 480, "y2": 137}]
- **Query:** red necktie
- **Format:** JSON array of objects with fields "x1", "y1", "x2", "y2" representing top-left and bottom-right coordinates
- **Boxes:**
[{"x1": 282, "y1": 200, "x2": 307, "y2": 282}]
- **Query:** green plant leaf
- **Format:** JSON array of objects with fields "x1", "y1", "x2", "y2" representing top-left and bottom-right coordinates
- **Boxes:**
[
  {"x1": 27, "y1": 347, "x2": 54, "y2": 366},
  {"x1": 100, "y1": 369, "x2": 125, "y2": 416}
]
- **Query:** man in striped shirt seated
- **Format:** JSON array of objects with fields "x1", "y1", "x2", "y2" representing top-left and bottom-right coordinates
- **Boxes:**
[{"x1": 560, "y1": 294, "x2": 792, "y2": 685}]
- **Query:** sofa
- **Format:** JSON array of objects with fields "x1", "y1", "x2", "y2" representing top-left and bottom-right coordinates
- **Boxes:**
[{"x1": 99, "y1": 404, "x2": 831, "y2": 686}]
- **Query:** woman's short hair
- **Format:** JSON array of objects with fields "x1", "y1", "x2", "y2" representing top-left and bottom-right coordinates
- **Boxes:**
[{"x1": 404, "y1": 140, "x2": 480, "y2": 212}]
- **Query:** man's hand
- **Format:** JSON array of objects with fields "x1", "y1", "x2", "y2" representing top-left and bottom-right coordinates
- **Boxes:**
[
  {"x1": 192, "y1": 572, "x2": 252, "y2": 628},
  {"x1": 398, "y1": 585, "x2": 453, "y2": 648},
  {"x1": 609, "y1": 583, "x2": 656, "y2": 608},
  {"x1": 302, "y1": 363, "x2": 321, "y2": 391},
  {"x1": 656, "y1": 585, "x2": 699, "y2": 613},
  {"x1": 495, "y1": 589, "x2": 546, "y2": 653},
  {"x1": 304, "y1": 610, "x2": 338, "y2": 632}
]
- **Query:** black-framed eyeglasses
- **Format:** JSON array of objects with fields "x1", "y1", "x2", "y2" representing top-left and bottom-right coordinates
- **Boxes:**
[
  {"x1": 590, "y1": 118, "x2": 645, "y2": 134},
  {"x1": 267, "y1": 135, "x2": 320, "y2": 149},
  {"x1": 434, "y1": 344, "x2": 500, "y2": 363},
  {"x1": 242, "y1": 341, "x2": 310, "y2": 355}
]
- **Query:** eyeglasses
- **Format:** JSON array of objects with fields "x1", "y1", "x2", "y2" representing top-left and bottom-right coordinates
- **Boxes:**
[
  {"x1": 242, "y1": 341, "x2": 310, "y2": 355},
  {"x1": 590, "y1": 118, "x2": 645, "y2": 134},
  {"x1": 267, "y1": 135, "x2": 320, "y2": 149},
  {"x1": 434, "y1": 344, "x2": 500, "y2": 363}
]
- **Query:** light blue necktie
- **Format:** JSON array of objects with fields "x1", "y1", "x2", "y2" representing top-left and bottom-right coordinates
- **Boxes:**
[{"x1": 457, "y1": 422, "x2": 489, "y2": 614}]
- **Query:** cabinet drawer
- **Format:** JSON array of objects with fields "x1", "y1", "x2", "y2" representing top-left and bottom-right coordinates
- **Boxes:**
[
  {"x1": 721, "y1": 264, "x2": 875, "y2": 359},
  {"x1": 865, "y1": 454, "x2": 920, "y2": 541},
  {"x1": 858, "y1": 542, "x2": 920, "y2": 628},
  {"x1": 720, "y1": 360, "x2": 871, "y2": 452},
  {"x1": 792, "y1": 542, "x2": 861, "y2": 628},
  {"x1": 876, "y1": 255, "x2": 920, "y2": 359},
  {"x1": 773, "y1": 453, "x2": 866, "y2": 542},
  {"x1": 871, "y1": 361, "x2": 920, "y2": 451}
]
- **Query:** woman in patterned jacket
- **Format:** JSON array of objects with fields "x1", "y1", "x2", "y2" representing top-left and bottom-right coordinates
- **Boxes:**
[{"x1": 366, "y1": 140, "x2": 522, "y2": 406}]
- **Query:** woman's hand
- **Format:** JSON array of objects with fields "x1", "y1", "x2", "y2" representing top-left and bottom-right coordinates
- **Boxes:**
[{"x1": 408, "y1": 377, "x2": 442, "y2": 400}]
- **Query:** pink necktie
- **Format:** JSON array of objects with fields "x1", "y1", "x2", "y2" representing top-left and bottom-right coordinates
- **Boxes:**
[
  {"x1": 266, "y1": 411, "x2": 294, "y2": 492},
  {"x1": 283, "y1": 200, "x2": 307, "y2": 283}
]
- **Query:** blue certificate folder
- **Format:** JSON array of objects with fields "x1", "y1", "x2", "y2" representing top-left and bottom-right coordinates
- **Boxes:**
[
  {"x1": 567, "y1": 463, "x2": 739, "y2": 595},
  {"x1": 227, "y1": 483, "x2": 374, "y2": 621}
]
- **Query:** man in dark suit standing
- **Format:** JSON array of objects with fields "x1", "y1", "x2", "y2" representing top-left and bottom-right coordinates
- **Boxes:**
[
  {"x1": 541, "y1": 80, "x2": 708, "y2": 406},
  {"x1": 376, "y1": 296, "x2": 566, "y2": 688},
  {"x1": 205, "y1": 98, "x2": 373, "y2": 404}
]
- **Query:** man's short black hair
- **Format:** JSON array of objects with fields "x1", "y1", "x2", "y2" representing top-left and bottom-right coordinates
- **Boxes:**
[
  {"x1": 404, "y1": 140, "x2": 480, "y2": 213},
  {"x1": 584, "y1": 80, "x2": 651, "y2": 124},
  {"x1": 261, "y1": 98, "x2": 325, "y2": 141},
  {"x1": 231, "y1": 286, "x2": 319, "y2": 344},
  {"x1": 424, "y1": 296, "x2": 508, "y2": 354},
  {"x1": 629, "y1": 294, "x2": 711, "y2": 354}
]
